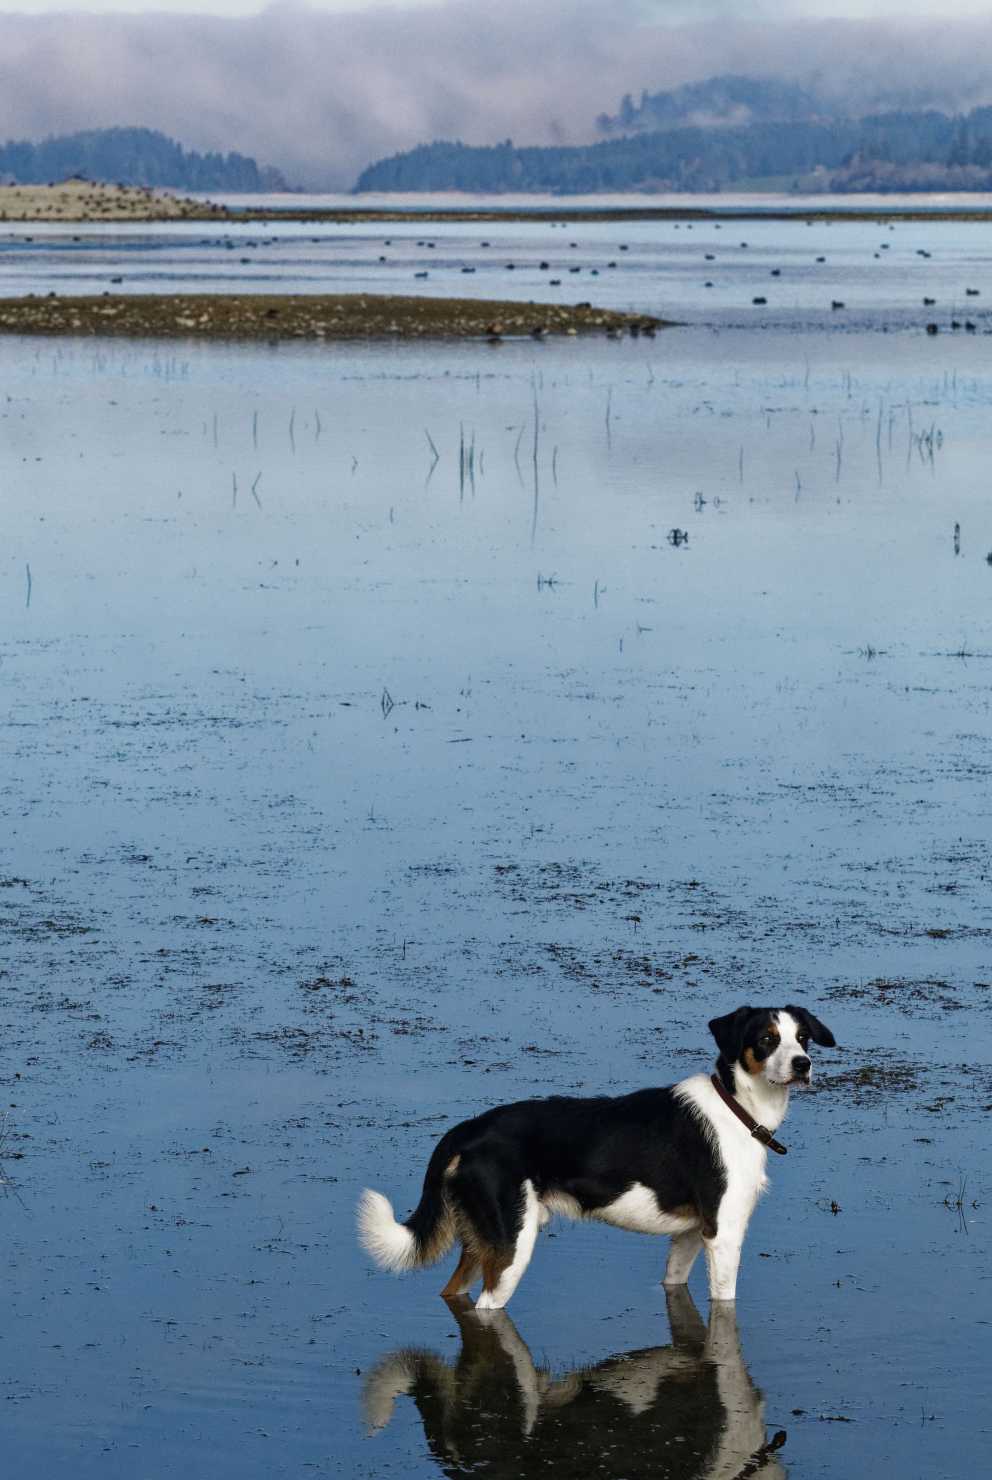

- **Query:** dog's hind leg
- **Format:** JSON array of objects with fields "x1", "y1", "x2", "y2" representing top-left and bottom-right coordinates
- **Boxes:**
[
  {"x1": 663, "y1": 1229, "x2": 704, "y2": 1288},
  {"x1": 440, "y1": 1246, "x2": 480, "y2": 1299},
  {"x1": 476, "y1": 1180, "x2": 540, "y2": 1311}
]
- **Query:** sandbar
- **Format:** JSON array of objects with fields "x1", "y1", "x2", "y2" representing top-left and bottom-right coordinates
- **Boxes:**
[{"x1": 0, "y1": 292, "x2": 666, "y2": 341}]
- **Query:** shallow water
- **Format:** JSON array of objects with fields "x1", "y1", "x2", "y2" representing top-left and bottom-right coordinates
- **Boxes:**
[
  {"x1": 209, "y1": 188, "x2": 992, "y2": 213},
  {"x1": 2, "y1": 323, "x2": 991, "y2": 1476},
  {"x1": 1, "y1": 208, "x2": 990, "y2": 336}
]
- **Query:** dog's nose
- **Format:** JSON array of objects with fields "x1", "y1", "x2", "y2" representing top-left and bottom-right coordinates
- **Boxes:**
[{"x1": 792, "y1": 1055, "x2": 811, "y2": 1076}]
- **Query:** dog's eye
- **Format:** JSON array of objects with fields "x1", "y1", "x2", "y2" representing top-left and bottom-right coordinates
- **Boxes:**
[{"x1": 797, "y1": 1033, "x2": 809, "y2": 1047}]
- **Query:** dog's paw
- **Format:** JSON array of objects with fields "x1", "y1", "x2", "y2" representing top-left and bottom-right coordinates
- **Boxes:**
[{"x1": 475, "y1": 1290, "x2": 507, "y2": 1311}]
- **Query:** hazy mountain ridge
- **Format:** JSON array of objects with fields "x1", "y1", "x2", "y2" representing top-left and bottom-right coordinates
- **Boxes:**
[
  {"x1": 595, "y1": 75, "x2": 833, "y2": 136},
  {"x1": 0, "y1": 126, "x2": 287, "y2": 193},
  {"x1": 354, "y1": 96, "x2": 992, "y2": 194}
]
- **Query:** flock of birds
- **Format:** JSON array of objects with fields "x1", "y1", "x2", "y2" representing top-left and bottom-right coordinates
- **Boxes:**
[
  {"x1": 373, "y1": 221, "x2": 987, "y2": 333},
  {"x1": 15, "y1": 216, "x2": 987, "y2": 335}
]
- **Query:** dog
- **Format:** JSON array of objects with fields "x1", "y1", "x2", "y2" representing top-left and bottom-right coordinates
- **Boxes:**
[
  {"x1": 363, "y1": 1290, "x2": 787, "y2": 1480},
  {"x1": 358, "y1": 1004, "x2": 835, "y2": 1308}
]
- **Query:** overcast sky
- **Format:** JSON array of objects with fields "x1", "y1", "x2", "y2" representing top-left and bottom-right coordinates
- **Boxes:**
[
  {"x1": 5, "y1": 1, "x2": 992, "y2": 19},
  {"x1": 2, "y1": 1, "x2": 992, "y2": 187}
]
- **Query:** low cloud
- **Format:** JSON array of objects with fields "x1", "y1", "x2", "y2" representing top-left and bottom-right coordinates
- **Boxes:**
[{"x1": 1, "y1": 2, "x2": 992, "y2": 188}]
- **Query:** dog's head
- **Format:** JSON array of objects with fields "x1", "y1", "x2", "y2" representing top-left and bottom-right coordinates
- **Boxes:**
[{"x1": 708, "y1": 1005, "x2": 835, "y2": 1087}]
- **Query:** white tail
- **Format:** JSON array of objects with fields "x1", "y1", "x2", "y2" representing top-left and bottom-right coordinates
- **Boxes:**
[{"x1": 358, "y1": 1188, "x2": 419, "y2": 1272}]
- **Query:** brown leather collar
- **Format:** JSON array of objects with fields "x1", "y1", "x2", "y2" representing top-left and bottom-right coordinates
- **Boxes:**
[{"x1": 710, "y1": 1073, "x2": 788, "y2": 1155}]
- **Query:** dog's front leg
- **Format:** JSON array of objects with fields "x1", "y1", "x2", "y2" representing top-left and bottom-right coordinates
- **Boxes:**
[
  {"x1": 703, "y1": 1177, "x2": 762, "y2": 1301},
  {"x1": 663, "y1": 1229, "x2": 703, "y2": 1287},
  {"x1": 702, "y1": 1231, "x2": 743, "y2": 1301}
]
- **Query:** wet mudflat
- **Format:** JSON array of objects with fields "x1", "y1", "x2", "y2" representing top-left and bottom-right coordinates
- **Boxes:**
[{"x1": 1, "y1": 324, "x2": 991, "y2": 1477}]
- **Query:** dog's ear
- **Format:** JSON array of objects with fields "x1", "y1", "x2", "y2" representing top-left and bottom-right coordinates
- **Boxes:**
[
  {"x1": 785, "y1": 1004, "x2": 836, "y2": 1048},
  {"x1": 708, "y1": 1006, "x2": 754, "y2": 1063}
]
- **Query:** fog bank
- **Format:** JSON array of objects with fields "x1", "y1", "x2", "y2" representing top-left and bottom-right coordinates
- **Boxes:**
[{"x1": 2, "y1": 3, "x2": 991, "y2": 188}]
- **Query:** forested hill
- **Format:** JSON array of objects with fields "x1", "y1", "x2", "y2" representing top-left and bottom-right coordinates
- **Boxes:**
[
  {"x1": 0, "y1": 127, "x2": 287, "y2": 192},
  {"x1": 354, "y1": 107, "x2": 992, "y2": 195},
  {"x1": 595, "y1": 75, "x2": 828, "y2": 136}
]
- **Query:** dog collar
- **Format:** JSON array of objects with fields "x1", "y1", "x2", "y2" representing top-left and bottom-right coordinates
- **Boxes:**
[{"x1": 710, "y1": 1073, "x2": 788, "y2": 1155}]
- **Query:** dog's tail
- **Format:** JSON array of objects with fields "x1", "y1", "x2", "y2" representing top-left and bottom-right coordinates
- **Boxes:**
[{"x1": 358, "y1": 1132, "x2": 460, "y2": 1274}]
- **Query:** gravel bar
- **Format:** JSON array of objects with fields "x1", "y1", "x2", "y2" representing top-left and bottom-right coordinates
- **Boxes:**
[{"x1": 0, "y1": 292, "x2": 668, "y2": 341}]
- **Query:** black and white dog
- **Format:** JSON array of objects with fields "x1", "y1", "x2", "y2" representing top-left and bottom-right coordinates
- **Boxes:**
[{"x1": 358, "y1": 1004, "x2": 835, "y2": 1308}]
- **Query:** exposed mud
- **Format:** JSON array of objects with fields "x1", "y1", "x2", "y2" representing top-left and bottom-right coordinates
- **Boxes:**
[{"x1": 0, "y1": 291, "x2": 665, "y2": 342}]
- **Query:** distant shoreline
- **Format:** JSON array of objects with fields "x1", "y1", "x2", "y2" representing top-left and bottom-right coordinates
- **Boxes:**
[
  {"x1": 0, "y1": 292, "x2": 667, "y2": 342},
  {"x1": 4, "y1": 181, "x2": 992, "y2": 226},
  {"x1": 244, "y1": 205, "x2": 992, "y2": 224}
]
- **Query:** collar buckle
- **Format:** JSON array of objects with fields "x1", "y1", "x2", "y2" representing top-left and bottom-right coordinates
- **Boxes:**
[{"x1": 710, "y1": 1073, "x2": 789, "y2": 1155}]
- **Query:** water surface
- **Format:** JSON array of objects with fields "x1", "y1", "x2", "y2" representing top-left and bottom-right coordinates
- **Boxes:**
[
  {"x1": 2, "y1": 206, "x2": 990, "y2": 335},
  {"x1": 1, "y1": 320, "x2": 990, "y2": 1476}
]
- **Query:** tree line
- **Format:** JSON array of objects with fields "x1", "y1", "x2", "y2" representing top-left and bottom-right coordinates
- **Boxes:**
[
  {"x1": 0, "y1": 127, "x2": 286, "y2": 192},
  {"x1": 595, "y1": 75, "x2": 828, "y2": 136},
  {"x1": 354, "y1": 107, "x2": 992, "y2": 194}
]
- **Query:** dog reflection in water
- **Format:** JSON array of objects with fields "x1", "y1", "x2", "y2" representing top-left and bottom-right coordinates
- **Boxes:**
[{"x1": 363, "y1": 1289, "x2": 786, "y2": 1480}]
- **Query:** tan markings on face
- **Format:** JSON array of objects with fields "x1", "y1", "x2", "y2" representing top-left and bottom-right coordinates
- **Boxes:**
[
  {"x1": 445, "y1": 1154, "x2": 461, "y2": 1176},
  {"x1": 742, "y1": 1046, "x2": 763, "y2": 1075},
  {"x1": 744, "y1": 1025, "x2": 779, "y2": 1074}
]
